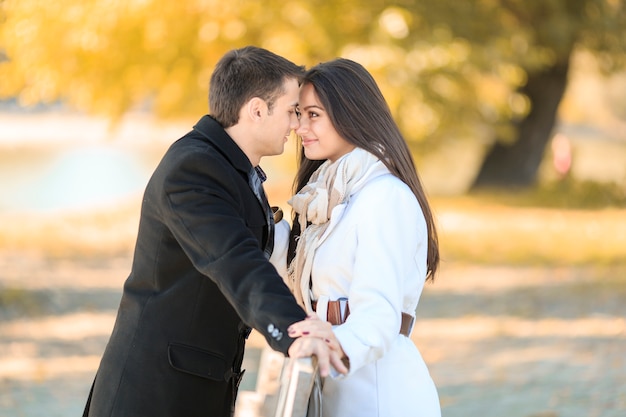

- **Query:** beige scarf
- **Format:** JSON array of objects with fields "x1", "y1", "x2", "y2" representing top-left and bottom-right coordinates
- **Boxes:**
[{"x1": 287, "y1": 148, "x2": 380, "y2": 313}]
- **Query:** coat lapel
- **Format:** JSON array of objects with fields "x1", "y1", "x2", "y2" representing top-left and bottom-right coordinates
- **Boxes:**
[{"x1": 193, "y1": 115, "x2": 274, "y2": 255}]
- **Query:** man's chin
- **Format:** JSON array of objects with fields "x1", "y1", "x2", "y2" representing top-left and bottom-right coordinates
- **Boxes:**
[{"x1": 273, "y1": 145, "x2": 287, "y2": 156}]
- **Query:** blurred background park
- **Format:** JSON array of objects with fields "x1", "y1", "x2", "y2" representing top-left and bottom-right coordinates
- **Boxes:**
[{"x1": 0, "y1": 1, "x2": 625, "y2": 416}]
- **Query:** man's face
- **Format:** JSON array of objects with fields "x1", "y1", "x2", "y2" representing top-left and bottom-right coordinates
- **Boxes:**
[{"x1": 258, "y1": 78, "x2": 300, "y2": 157}]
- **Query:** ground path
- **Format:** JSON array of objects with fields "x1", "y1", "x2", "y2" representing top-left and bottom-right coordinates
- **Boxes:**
[{"x1": 1, "y1": 255, "x2": 625, "y2": 417}]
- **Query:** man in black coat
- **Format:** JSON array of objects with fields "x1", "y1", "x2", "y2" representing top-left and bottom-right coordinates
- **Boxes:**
[{"x1": 83, "y1": 46, "x2": 346, "y2": 417}]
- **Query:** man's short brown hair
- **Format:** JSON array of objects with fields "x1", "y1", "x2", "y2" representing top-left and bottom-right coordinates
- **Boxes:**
[{"x1": 209, "y1": 46, "x2": 305, "y2": 128}]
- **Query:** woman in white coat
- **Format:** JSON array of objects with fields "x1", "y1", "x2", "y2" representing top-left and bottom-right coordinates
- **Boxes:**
[{"x1": 284, "y1": 58, "x2": 442, "y2": 417}]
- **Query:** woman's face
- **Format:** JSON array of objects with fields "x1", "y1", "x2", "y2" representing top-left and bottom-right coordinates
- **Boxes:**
[{"x1": 296, "y1": 83, "x2": 355, "y2": 162}]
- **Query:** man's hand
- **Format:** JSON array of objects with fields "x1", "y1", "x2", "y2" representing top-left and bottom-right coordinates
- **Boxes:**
[{"x1": 287, "y1": 336, "x2": 348, "y2": 377}]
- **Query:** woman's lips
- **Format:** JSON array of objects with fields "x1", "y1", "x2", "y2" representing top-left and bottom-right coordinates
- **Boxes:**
[{"x1": 301, "y1": 138, "x2": 317, "y2": 146}]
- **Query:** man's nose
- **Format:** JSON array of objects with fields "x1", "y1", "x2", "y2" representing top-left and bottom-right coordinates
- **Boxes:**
[{"x1": 291, "y1": 115, "x2": 300, "y2": 131}]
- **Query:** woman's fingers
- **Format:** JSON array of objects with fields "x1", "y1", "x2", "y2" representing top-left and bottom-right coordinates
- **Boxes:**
[
  {"x1": 288, "y1": 318, "x2": 346, "y2": 357},
  {"x1": 322, "y1": 336, "x2": 343, "y2": 355},
  {"x1": 288, "y1": 317, "x2": 333, "y2": 338}
]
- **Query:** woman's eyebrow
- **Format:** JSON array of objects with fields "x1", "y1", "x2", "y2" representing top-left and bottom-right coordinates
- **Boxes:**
[{"x1": 302, "y1": 104, "x2": 324, "y2": 111}]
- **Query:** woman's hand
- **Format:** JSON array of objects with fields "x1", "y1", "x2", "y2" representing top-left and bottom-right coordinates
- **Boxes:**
[{"x1": 288, "y1": 315, "x2": 347, "y2": 363}]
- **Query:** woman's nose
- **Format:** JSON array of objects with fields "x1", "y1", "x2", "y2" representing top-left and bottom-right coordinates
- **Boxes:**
[{"x1": 296, "y1": 118, "x2": 308, "y2": 135}]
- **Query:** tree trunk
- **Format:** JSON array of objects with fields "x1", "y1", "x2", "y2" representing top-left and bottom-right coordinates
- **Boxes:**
[{"x1": 471, "y1": 58, "x2": 571, "y2": 189}]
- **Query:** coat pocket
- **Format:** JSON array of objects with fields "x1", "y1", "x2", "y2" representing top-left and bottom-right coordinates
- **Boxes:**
[{"x1": 168, "y1": 342, "x2": 231, "y2": 381}]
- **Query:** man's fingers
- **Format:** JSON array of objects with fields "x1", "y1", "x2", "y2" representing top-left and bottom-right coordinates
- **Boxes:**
[
  {"x1": 329, "y1": 350, "x2": 349, "y2": 375},
  {"x1": 315, "y1": 350, "x2": 331, "y2": 377},
  {"x1": 312, "y1": 339, "x2": 347, "y2": 377},
  {"x1": 287, "y1": 337, "x2": 347, "y2": 377}
]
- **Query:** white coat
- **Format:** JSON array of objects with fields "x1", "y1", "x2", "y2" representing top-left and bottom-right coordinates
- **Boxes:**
[{"x1": 273, "y1": 162, "x2": 441, "y2": 417}]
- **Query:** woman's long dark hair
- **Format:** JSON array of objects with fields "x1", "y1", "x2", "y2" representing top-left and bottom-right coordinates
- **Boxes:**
[{"x1": 289, "y1": 58, "x2": 439, "y2": 281}]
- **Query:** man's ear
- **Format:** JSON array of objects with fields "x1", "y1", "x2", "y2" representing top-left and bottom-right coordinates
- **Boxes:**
[{"x1": 245, "y1": 97, "x2": 267, "y2": 121}]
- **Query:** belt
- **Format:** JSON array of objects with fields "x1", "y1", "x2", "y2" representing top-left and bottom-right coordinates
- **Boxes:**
[{"x1": 312, "y1": 299, "x2": 414, "y2": 337}]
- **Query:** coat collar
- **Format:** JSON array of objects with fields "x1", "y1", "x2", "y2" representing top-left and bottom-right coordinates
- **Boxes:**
[
  {"x1": 192, "y1": 115, "x2": 253, "y2": 176},
  {"x1": 317, "y1": 161, "x2": 390, "y2": 245}
]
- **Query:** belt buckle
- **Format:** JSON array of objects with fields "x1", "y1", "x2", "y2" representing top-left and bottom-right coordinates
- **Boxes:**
[{"x1": 338, "y1": 297, "x2": 349, "y2": 323}]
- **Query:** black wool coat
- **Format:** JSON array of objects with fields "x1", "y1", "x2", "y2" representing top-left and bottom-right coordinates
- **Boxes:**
[{"x1": 84, "y1": 115, "x2": 306, "y2": 417}]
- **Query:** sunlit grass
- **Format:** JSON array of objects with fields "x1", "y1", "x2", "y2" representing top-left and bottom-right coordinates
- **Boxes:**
[
  {"x1": 0, "y1": 200, "x2": 140, "y2": 259},
  {"x1": 470, "y1": 178, "x2": 626, "y2": 209},
  {"x1": 0, "y1": 192, "x2": 624, "y2": 266},
  {"x1": 435, "y1": 195, "x2": 626, "y2": 265}
]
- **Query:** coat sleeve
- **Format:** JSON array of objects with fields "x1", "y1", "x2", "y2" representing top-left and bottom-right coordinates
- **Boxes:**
[
  {"x1": 332, "y1": 178, "x2": 427, "y2": 374},
  {"x1": 158, "y1": 148, "x2": 306, "y2": 354}
]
